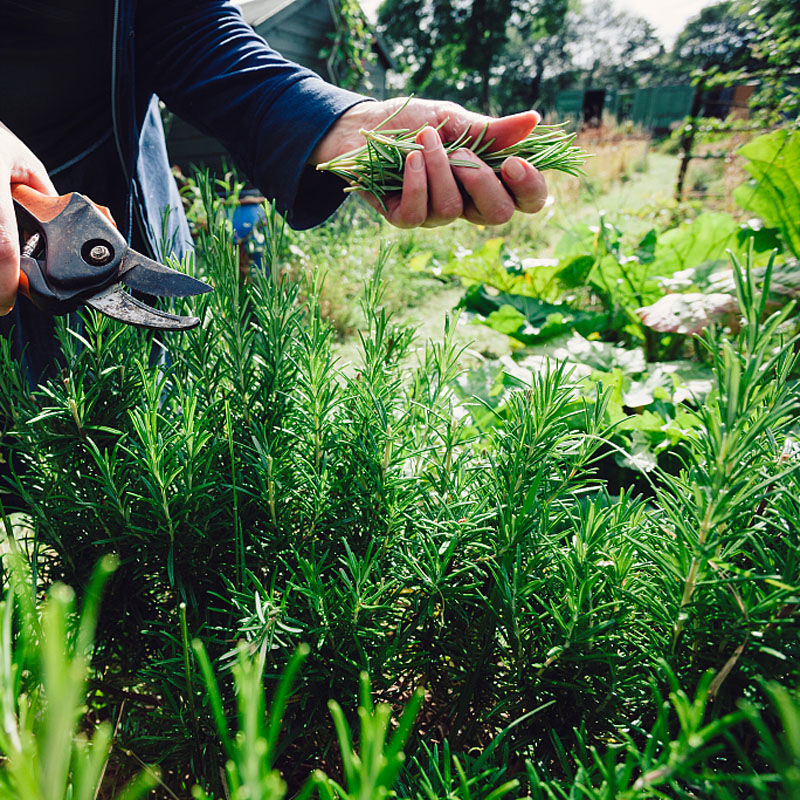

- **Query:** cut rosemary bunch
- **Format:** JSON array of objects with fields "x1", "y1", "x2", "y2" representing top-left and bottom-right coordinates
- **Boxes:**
[{"x1": 315, "y1": 105, "x2": 590, "y2": 210}]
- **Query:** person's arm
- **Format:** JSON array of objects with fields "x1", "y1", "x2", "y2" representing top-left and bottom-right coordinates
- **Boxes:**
[
  {"x1": 0, "y1": 122, "x2": 57, "y2": 315},
  {"x1": 135, "y1": 1, "x2": 547, "y2": 231},
  {"x1": 135, "y1": 0, "x2": 370, "y2": 229}
]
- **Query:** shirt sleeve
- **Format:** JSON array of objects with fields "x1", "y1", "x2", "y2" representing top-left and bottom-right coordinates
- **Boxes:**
[{"x1": 135, "y1": 0, "x2": 372, "y2": 229}]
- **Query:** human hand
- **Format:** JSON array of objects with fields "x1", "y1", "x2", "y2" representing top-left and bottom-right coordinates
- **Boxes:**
[
  {"x1": 0, "y1": 122, "x2": 56, "y2": 314},
  {"x1": 310, "y1": 97, "x2": 548, "y2": 228}
]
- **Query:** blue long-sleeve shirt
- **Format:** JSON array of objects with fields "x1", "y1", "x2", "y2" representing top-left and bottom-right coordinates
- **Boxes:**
[{"x1": 118, "y1": 0, "x2": 369, "y2": 253}]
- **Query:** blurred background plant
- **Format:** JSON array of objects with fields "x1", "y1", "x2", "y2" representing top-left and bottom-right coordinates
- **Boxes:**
[{"x1": 0, "y1": 551, "x2": 156, "y2": 800}]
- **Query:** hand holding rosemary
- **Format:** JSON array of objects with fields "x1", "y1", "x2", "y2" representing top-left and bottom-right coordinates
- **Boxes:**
[{"x1": 315, "y1": 101, "x2": 589, "y2": 214}]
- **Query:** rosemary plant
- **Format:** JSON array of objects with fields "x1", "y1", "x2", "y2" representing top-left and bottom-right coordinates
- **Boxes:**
[
  {"x1": 315, "y1": 102, "x2": 589, "y2": 209},
  {"x1": 0, "y1": 181, "x2": 797, "y2": 798}
]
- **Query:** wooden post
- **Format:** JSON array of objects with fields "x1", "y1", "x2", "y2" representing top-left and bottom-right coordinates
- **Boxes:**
[{"x1": 675, "y1": 78, "x2": 706, "y2": 202}]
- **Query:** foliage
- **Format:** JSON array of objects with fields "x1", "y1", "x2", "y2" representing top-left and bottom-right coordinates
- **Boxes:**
[
  {"x1": 560, "y1": 0, "x2": 662, "y2": 91},
  {"x1": 492, "y1": 0, "x2": 570, "y2": 111},
  {"x1": 527, "y1": 669, "x2": 800, "y2": 798},
  {"x1": 189, "y1": 642, "x2": 311, "y2": 800},
  {"x1": 191, "y1": 643, "x2": 425, "y2": 800},
  {"x1": 7, "y1": 550, "x2": 800, "y2": 799},
  {"x1": 670, "y1": 1, "x2": 758, "y2": 75},
  {"x1": 746, "y1": 0, "x2": 800, "y2": 122},
  {"x1": 378, "y1": 0, "x2": 663, "y2": 114},
  {"x1": 315, "y1": 674, "x2": 424, "y2": 800},
  {"x1": 377, "y1": 0, "x2": 570, "y2": 113},
  {"x1": 377, "y1": 0, "x2": 798, "y2": 119},
  {"x1": 664, "y1": 0, "x2": 800, "y2": 121},
  {"x1": 0, "y1": 551, "x2": 155, "y2": 800},
  {"x1": 426, "y1": 128, "x2": 800, "y2": 476},
  {"x1": 321, "y1": 0, "x2": 377, "y2": 91},
  {"x1": 0, "y1": 553, "x2": 427, "y2": 800},
  {"x1": 735, "y1": 128, "x2": 800, "y2": 259}
]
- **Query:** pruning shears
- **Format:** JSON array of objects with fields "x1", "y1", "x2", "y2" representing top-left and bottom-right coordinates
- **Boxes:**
[{"x1": 12, "y1": 185, "x2": 211, "y2": 330}]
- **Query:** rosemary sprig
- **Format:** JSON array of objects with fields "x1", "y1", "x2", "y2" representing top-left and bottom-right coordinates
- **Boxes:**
[{"x1": 316, "y1": 109, "x2": 590, "y2": 209}]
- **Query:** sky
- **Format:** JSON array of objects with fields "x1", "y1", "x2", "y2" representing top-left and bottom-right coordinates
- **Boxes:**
[
  {"x1": 360, "y1": 0, "x2": 717, "y2": 48},
  {"x1": 614, "y1": 0, "x2": 716, "y2": 46}
]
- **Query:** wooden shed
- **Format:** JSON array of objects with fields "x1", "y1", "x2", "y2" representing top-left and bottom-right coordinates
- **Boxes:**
[{"x1": 165, "y1": 0, "x2": 391, "y2": 175}]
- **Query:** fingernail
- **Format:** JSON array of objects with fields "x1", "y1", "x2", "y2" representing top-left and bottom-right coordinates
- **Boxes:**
[
  {"x1": 453, "y1": 149, "x2": 475, "y2": 162},
  {"x1": 408, "y1": 151, "x2": 425, "y2": 171},
  {"x1": 503, "y1": 157, "x2": 526, "y2": 181},
  {"x1": 421, "y1": 127, "x2": 440, "y2": 150}
]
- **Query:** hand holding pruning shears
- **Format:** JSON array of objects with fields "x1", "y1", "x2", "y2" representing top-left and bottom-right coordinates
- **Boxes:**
[
  {"x1": 0, "y1": 121, "x2": 56, "y2": 315},
  {"x1": 1, "y1": 121, "x2": 210, "y2": 328}
]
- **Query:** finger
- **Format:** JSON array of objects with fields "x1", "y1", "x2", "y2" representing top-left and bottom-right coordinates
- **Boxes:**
[
  {"x1": 9, "y1": 153, "x2": 57, "y2": 196},
  {"x1": 500, "y1": 157, "x2": 548, "y2": 213},
  {"x1": 438, "y1": 108, "x2": 540, "y2": 153},
  {"x1": 357, "y1": 189, "x2": 386, "y2": 216},
  {"x1": 13, "y1": 165, "x2": 56, "y2": 197},
  {"x1": 451, "y1": 150, "x2": 515, "y2": 226},
  {"x1": 417, "y1": 127, "x2": 462, "y2": 226},
  {"x1": 386, "y1": 150, "x2": 428, "y2": 228},
  {"x1": 0, "y1": 170, "x2": 20, "y2": 315}
]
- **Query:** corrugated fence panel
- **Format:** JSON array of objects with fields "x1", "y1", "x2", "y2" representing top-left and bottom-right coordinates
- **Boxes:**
[{"x1": 631, "y1": 85, "x2": 694, "y2": 130}]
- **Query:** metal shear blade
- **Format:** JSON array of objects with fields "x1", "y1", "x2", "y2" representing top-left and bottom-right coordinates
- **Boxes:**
[
  {"x1": 117, "y1": 251, "x2": 211, "y2": 298},
  {"x1": 86, "y1": 284, "x2": 202, "y2": 330}
]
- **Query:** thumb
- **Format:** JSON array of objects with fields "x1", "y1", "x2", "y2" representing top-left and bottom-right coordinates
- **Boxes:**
[
  {"x1": 438, "y1": 110, "x2": 540, "y2": 153},
  {"x1": 12, "y1": 163, "x2": 57, "y2": 197},
  {"x1": 482, "y1": 110, "x2": 541, "y2": 152},
  {"x1": 0, "y1": 171, "x2": 20, "y2": 315}
]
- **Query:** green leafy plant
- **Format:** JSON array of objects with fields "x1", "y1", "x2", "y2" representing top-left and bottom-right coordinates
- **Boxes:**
[
  {"x1": 526, "y1": 665, "x2": 783, "y2": 799},
  {"x1": 735, "y1": 127, "x2": 800, "y2": 260},
  {"x1": 315, "y1": 674, "x2": 424, "y2": 800},
  {"x1": 432, "y1": 126, "x2": 800, "y2": 479},
  {"x1": 192, "y1": 646, "x2": 424, "y2": 800},
  {"x1": 1, "y1": 175, "x2": 798, "y2": 797},
  {"x1": 190, "y1": 643, "x2": 311, "y2": 800},
  {"x1": 321, "y1": 0, "x2": 376, "y2": 91}
]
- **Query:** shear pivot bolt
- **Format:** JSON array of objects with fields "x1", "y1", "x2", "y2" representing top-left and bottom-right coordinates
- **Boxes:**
[
  {"x1": 88, "y1": 245, "x2": 112, "y2": 264},
  {"x1": 81, "y1": 239, "x2": 115, "y2": 267}
]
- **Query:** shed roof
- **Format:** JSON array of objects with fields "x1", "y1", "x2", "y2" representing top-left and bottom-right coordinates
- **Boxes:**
[
  {"x1": 236, "y1": 0, "x2": 393, "y2": 67},
  {"x1": 237, "y1": 0, "x2": 298, "y2": 28}
]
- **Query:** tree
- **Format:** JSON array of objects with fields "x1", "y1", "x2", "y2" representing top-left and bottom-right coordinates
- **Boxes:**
[
  {"x1": 747, "y1": 0, "x2": 800, "y2": 121},
  {"x1": 670, "y1": 1, "x2": 758, "y2": 76},
  {"x1": 378, "y1": 0, "x2": 662, "y2": 116},
  {"x1": 564, "y1": 0, "x2": 661, "y2": 90},
  {"x1": 497, "y1": 0, "x2": 571, "y2": 109},
  {"x1": 666, "y1": 0, "x2": 799, "y2": 121},
  {"x1": 493, "y1": 0, "x2": 661, "y2": 115},
  {"x1": 377, "y1": 0, "x2": 567, "y2": 113}
]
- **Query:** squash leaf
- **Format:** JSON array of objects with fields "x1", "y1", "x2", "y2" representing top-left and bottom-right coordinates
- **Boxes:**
[{"x1": 734, "y1": 128, "x2": 800, "y2": 259}]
